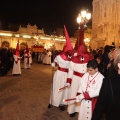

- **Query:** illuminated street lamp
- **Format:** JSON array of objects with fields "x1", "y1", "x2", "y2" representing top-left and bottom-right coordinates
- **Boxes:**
[
  {"x1": 84, "y1": 37, "x2": 90, "y2": 43},
  {"x1": 75, "y1": 10, "x2": 91, "y2": 49},
  {"x1": 77, "y1": 10, "x2": 91, "y2": 27}
]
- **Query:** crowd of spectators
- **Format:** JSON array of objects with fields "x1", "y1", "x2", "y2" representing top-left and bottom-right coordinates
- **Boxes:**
[
  {"x1": 0, "y1": 45, "x2": 119, "y2": 77},
  {"x1": 90, "y1": 45, "x2": 118, "y2": 77},
  {"x1": 0, "y1": 47, "x2": 24, "y2": 76}
]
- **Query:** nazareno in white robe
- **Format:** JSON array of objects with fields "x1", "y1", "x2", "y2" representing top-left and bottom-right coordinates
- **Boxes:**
[
  {"x1": 50, "y1": 55, "x2": 71, "y2": 107},
  {"x1": 42, "y1": 51, "x2": 52, "y2": 64},
  {"x1": 67, "y1": 61, "x2": 87, "y2": 114},
  {"x1": 12, "y1": 54, "x2": 21, "y2": 75},
  {"x1": 24, "y1": 51, "x2": 32, "y2": 69}
]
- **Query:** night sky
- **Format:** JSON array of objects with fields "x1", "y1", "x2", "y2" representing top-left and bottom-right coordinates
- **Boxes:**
[{"x1": 0, "y1": 0, "x2": 93, "y2": 36}]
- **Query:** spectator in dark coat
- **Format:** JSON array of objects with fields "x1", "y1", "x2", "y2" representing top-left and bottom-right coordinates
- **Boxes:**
[
  {"x1": 96, "y1": 57, "x2": 103, "y2": 75},
  {"x1": 106, "y1": 48, "x2": 120, "y2": 77},
  {"x1": 102, "y1": 45, "x2": 111, "y2": 77},
  {"x1": 91, "y1": 52, "x2": 120, "y2": 120}
]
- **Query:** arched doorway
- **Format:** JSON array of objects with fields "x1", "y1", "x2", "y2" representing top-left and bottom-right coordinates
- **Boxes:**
[
  {"x1": 20, "y1": 42, "x2": 26, "y2": 50},
  {"x1": 2, "y1": 41, "x2": 10, "y2": 48}
]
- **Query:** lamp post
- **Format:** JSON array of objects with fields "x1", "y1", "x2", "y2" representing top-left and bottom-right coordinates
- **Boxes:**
[{"x1": 76, "y1": 10, "x2": 91, "y2": 48}]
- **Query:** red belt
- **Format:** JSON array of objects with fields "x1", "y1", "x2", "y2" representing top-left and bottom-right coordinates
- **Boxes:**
[
  {"x1": 73, "y1": 71, "x2": 84, "y2": 77},
  {"x1": 25, "y1": 56, "x2": 30, "y2": 64},
  {"x1": 58, "y1": 67, "x2": 68, "y2": 72},
  {"x1": 25, "y1": 56, "x2": 30, "y2": 58}
]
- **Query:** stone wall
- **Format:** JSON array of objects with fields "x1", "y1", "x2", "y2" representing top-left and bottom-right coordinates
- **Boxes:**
[{"x1": 92, "y1": 0, "x2": 120, "y2": 49}]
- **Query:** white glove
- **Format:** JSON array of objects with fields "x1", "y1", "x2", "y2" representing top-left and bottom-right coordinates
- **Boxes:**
[
  {"x1": 76, "y1": 94, "x2": 84, "y2": 102},
  {"x1": 66, "y1": 83, "x2": 71, "y2": 87},
  {"x1": 51, "y1": 62, "x2": 55, "y2": 67}
]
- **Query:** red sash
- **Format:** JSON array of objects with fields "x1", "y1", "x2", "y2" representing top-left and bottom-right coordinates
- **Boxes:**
[
  {"x1": 17, "y1": 58, "x2": 21, "y2": 60},
  {"x1": 58, "y1": 67, "x2": 68, "y2": 72},
  {"x1": 73, "y1": 71, "x2": 84, "y2": 77},
  {"x1": 25, "y1": 56, "x2": 30, "y2": 64}
]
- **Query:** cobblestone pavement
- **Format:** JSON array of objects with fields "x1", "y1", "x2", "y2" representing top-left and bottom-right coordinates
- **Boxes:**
[{"x1": 0, "y1": 61, "x2": 78, "y2": 120}]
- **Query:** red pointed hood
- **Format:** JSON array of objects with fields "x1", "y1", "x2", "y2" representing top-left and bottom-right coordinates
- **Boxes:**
[
  {"x1": 63, "y1": 25, "x2": 73, "y2": 53},
  {"x1": 77, "y1": 44, "x2": 87, "y2": 56},
  {"x1": 71, "y1": 44, "x2": 93, "y2": 63},
  {"x1": 77, "y1": 44, "x2": 93, "y2": 60}
]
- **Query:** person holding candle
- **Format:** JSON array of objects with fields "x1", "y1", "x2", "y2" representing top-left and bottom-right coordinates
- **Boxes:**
[
  {"x1": 12, "y1": 40, "x2": 22, "y2": 76},
  {"x1": 66, "y1": 44, "x2": 93, "y2": 117},
  {"x1": 48, "y1": 25, "x2": 74, "y2": 111},
  {"x1": 24, "y1": 43, "x2": 32, "y2": 69},
  {"x1": 76, "y1": 59, "x2": 104, "y2": 120}
]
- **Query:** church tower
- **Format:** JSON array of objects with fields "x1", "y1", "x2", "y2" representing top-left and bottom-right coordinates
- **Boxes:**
[{"x1": 91, "y1": 0, "x2": 120, "y2": 49}]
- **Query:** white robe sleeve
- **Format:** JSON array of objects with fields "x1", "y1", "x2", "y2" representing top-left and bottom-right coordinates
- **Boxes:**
[{"x1": 67, "y1": 61, "x2": 74, "y2": 79}]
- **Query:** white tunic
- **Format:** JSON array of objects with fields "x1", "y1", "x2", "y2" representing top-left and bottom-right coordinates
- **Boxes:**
[
  {"x1": 38, "y1": 52, "x2": 43, "y2": 62},
  {"x1": 77, "y1": 72, "x2": 104, "y2": 120},
  {"x1": 51, "y1": 55, "x2": 70, "y2": 107},
  {"x1": 42, "y1": 51, "x2": 52, "y2": 64},
  {"x1": 12, "y1": 55, "x2": 21, "y2": 75},
  {"x1": 67, "y1": 61, "x2": 87, "y2": 114},
  {"x1": 24, "y1": 51, "x2": 32, "y2": 69}
]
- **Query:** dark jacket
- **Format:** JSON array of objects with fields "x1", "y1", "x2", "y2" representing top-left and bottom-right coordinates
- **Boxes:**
[
  {"x1": 106, "y1": 59, "x2": 117, "y2": 77},
  {"x1": 91, "y1": 73, "x2": 120, "y2": 120}
]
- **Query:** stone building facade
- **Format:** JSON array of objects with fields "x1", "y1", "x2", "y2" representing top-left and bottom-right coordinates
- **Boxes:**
[
  {"x1": 91, "y1": 0, "x2": 120, "y2": 49},
  {"x1": 0, "y1": 24, "x2": 68, "y2": 50},
  {"x1": 0, "y1": 24, "x2": 92, "y2": 51}
]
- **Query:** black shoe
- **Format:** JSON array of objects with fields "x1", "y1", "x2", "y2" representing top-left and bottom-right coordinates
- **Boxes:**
[
  {"x1": 48, "y1": 104, "x2": 52, "y2": 108},
  {"x1": 13, "y1": 74, "x2": 17, "y2": 76},
  {"x1": 59, "y1": 106, "x2": 65, "y2": 111},
  {"x1": 70, "y1": 112, "x2": 76, "y2": 117},
  {"x1": 17, "y1": 74, "x2": 21, "y2": 76}
]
